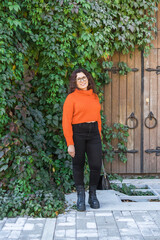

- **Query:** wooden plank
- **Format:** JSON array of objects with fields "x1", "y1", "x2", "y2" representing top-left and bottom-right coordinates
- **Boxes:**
[
  {"x1": 126, "y1": 52, "x2": 135, "y2": 173},
  {"x1": 143, "y1": 52, "x2": 150, "y2": 173},
  {"x1": 148, "y1": 48, "x2": 157, "y2": 173},
  {"x1": 134, "y1": 49, "x2": 141, "y2": 173},
  {"x1": 119, "y1": 53, "x2": 127, "y2": 173},
  {"x1": 157, "y1": 48, "x2": 160, "y2": 172},
  {"x1": 104, "y1": 73, "x2": 112, "y2": 126},
  {"x1": 157, "y1": 3, "x2": 160, "y2": 31},
  {"x1": 111, "y1": 51, "x2": 120, "y2": 173},
  {"x1": 157, "y1": 30, "x2": 160, "y2": 48},
  {"x1": 151, "y1": 31, "x2": 157, "y2": 49},
  {"x1": 104, "y1": 70, "x2": 112, "y2": 173}
]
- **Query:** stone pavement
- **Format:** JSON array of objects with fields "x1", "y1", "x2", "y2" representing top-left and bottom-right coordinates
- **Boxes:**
[
  {"x1": 1, "y1": 210, "x2": 160, "y2": 240},
  {"x1": 1, "y1": 179, "x2": 160, "y2": 240}
]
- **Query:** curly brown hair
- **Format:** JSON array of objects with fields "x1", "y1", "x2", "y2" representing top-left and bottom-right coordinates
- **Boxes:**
[{"x1": 68, "y1": 68, "x2": 97, "y2": 94}]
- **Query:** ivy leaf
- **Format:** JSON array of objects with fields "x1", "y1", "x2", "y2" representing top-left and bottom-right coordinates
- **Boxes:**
[
  {"x1": 46, "y1": 115, "x2": 52, "y2": 120},
  {"x1": 128, "y1": 24, "x2": 135, "y2": 33},
  {"x1": 8, "y1": 2, "x2": 21, "y2": 12},
  {"x1": 53, "y1": 115, "x2": 59, "y2": 127},
  {"x1": 0, "y1": 165, "x2": 8, "y2": 172},
  {"x1": 59, "y1": 0, "x2": 64, "y2": 6},
  {"x1": 0, "y1": 151, "x2": 4, "y2": 158}
]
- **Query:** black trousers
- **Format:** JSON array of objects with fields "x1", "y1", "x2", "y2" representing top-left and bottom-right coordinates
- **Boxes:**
[{"x1": 72, "y1": 121, "x2": 102, "y2": 187}]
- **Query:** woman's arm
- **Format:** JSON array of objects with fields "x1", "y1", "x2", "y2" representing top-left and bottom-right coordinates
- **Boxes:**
[
  {"x1": 96, "y1": 94, "x2": 102, "y2": 137},
  {"x1": 97, "y1": 111, "x2": 102, "y2": 138},
  {"x1": 62, "y1": 95, "x2": 74, "y2": 146}
]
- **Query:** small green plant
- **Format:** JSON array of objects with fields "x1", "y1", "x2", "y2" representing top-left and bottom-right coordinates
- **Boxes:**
[
  {"x1": 70, "y1": 204, "x2": 78, "y2": 210},
  {"x1": 108, "y1": 174, "x2": 124, "y2": 182},
  {"x1": 111, "y1": 183, "x2": 154, "y2": 196}
]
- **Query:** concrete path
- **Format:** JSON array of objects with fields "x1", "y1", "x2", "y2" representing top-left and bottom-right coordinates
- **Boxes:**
[{"x1": 1, "y1": 179, "x2": 160, "y2": 240}]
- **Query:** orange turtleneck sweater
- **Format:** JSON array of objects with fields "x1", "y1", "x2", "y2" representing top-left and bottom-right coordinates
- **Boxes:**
[{"x1": 62, "y1": 88, "x2": 102, "y2": 147}]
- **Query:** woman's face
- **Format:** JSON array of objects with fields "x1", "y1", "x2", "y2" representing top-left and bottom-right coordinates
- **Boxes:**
[{"x1": 76, "y1": 72, "x2": 88, "y2": 90}]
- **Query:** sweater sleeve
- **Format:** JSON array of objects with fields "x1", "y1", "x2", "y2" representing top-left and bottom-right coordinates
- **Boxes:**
[
  {"x1": 98, "y1": 110, "x2": 102, "y2": 137},
  {"x1": 97, "y1": 95, "x2": 102, "y2": 137},
  {"x1": 62, "y1": 95, "x2": 74, "y2": 147}
]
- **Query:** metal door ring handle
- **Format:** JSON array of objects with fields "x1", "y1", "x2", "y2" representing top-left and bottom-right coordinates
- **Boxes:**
[
  {"x1": 145, "y1": 111, "x2": 157, "y2": 129},
  {"x1": 126, "y1": 112, "x2": 138, "y2": 129}
]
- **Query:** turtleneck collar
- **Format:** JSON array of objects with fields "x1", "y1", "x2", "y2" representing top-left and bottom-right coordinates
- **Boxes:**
[{"x1": 74, "y1": 88, "x2": 93, "y2": 96}]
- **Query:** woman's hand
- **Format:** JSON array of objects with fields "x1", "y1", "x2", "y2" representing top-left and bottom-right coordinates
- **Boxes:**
[{"x1": 68, "y1": 145, "x2": 75, "y2": 158}]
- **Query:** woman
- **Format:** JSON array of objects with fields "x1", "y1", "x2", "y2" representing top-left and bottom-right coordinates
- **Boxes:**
[{"x1": 62, "y1": 68, "x2": 102, "y2": 211}]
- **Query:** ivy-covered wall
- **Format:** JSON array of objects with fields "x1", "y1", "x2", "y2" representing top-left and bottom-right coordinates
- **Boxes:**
[{"x1": 0, "y1": 0, "x2": 159, "y2": 217}]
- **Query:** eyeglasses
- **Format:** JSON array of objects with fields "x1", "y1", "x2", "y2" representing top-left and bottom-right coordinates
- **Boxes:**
[{"x1": 76, "y1": 77, "x2": 88, "y2": 82}]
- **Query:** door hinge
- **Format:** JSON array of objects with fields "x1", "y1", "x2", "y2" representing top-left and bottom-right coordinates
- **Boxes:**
[
  {"x1": 146, "y1": 66, "x2": 160, "y2": 75},
  {"x1": 103, "y1": 149, "x2": 138, "y2": 154},
  {"x1": 145, "y1": 147, "x2": 160, "y2": 156},
  {"x1": 104, "y1": 67, "x2": 139, "y2": 74}
]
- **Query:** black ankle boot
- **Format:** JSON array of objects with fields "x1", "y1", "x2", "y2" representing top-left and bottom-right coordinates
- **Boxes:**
[
  {"x1": 88, "y1": 185, "x2": 100, "y2": 209},
  {"x1": 76, "y1": 185, "x2": 86, "y2": 211}
]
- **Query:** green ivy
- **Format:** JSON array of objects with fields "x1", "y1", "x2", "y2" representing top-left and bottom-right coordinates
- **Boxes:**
[
  {"x1": 0, "y1": 188, "x2": 65, "y2": 219},
  {"x1": 101, "y1": 114, "x2": 129, "y2": 163},
  {"x1": 118, "y1": 62, "x2": 132, "y2": 75},
  {"x1": 0, "y1": 0, "x2": 159, "y2": 217}
]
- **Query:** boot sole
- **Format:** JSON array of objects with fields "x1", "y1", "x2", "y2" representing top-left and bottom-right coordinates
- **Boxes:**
[
  {"x1": 89, "y1": 204, "x2": 100, "y2": 209},
  {"x1": 88, "y1": 201, "x2": 100, "y2": 209}
]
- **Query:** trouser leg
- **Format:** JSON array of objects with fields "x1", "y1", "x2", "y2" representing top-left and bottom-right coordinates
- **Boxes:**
[
  {"x1": 72, "y1": 132, "x2": 86, "y2": 211},
  {"x1": 86, "y1": 133, "x2": 102, "y2": 209},
  {"x1": 72, "y1": 133, "x2": 86, "y2": 186},
  {"x1": 86, "y1": 134, "x2": 102, "y2": 187}
]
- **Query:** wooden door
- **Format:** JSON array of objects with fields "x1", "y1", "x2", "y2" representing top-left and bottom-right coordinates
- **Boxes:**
[
  {"x1": 103, "y1": 4, "x2": 160, "y2": 174},
  {"x1": 103, "y1": 49, "x2": 141, "y2": 174}
]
